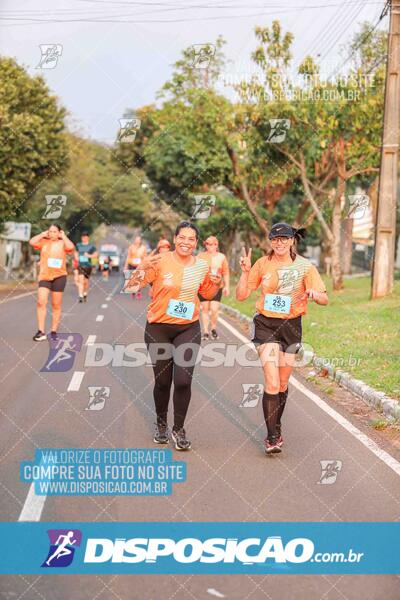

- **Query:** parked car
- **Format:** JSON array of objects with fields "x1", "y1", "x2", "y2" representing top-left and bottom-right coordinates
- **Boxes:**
[{"x1": 98, "y1": 244, "x2": 121, "y2": 271}]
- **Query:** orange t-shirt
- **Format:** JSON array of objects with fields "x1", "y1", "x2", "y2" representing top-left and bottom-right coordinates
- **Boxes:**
[
  {"x1": 247, "y1": 254, "x2": 326, "y2": 319},
  {"x1": 126, "y1": 244, "x2": 147, "y2": 266},
  {"x1": 139, "y1": 252, "x2": 218, "y2": 324},
  {"x1": 197, "y1": 251, "x2": 229, "y2": 288},
  {"x1": 33, "y1": 238, "x2": 74, "y2": 281}
]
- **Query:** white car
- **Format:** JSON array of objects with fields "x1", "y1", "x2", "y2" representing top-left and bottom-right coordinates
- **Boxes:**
[{"x1": 98, "y1": 244, "x2": 121, "y2": 271}]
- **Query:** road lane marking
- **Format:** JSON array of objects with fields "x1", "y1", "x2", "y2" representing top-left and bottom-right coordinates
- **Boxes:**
[
  {"x1": 101, "y1": 304, "x2": 108, "y2": 308},
  {"x1": 207, "y1": 589, "x2": 225, "y2": 598},
  {"x1": 18, "y1": 481, "x2": 46, "y2": 522},
  {"x1": 85, "y1": 335, "x2": 97, "y2": 346},
  {"x1": 218, "y1": 316, "x2": 400, "y2": 478},
  {"x1": 96, "y1": 315, "x2": 104, "y2": 322},
  {"x1": 67, "y1": 371, "x2": 85, "y2": 391},
  {"x1": 0, "y1": 291, "x2": 35, "y2": 304}
]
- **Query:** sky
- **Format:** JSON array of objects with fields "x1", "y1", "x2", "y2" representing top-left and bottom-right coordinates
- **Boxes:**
[{"x1": 0, "y1": 0, "x2": 387, "y2": 144}]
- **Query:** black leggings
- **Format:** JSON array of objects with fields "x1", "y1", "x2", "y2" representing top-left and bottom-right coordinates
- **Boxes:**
[{"x1": 144, "y1": 320, "x2": 201, "y2": 429}]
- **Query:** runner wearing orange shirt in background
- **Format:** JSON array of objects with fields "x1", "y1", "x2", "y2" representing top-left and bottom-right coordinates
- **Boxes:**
[
  {"x1": 124, "y1": 235, "x2": 148, "y2": 300},
  {"x1": 125, "y1": 221, "x2": 222, "y2": 450},
  {"x1": 29, "y1": 224, "x2": 75, "y2": 342},
  {"x1": 236, "y1": 223, "x2": 328, "y2": 455},
  {"x1": 198, "y1": 236, "x2": 230, "y2": 340}
]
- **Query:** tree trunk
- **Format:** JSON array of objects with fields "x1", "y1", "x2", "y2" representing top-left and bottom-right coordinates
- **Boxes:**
[
  {"x1": 341, "y1": 217, "x2": 353, "y2": 274},
  {"x1": 331, "y1": 181, "x2": 344, "y2": 290}
]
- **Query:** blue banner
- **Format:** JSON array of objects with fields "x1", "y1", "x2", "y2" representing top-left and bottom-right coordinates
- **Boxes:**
[{"x1": 0, "y1": 522, "x2": 399, "y2": 574}]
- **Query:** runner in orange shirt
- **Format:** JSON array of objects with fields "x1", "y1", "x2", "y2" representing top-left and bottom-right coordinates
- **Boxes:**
[
  {"x1": 236, "y1": 222, "x2": 328, "y2": 454},
  {"x1": 124, "y1": 236, "x2": 148, "y2": 300},
  {"x1": 124, "y1": 221, "x2": 222, "y2": 450},
  {"x1": 29, "y1": 224, "x2": 75, "y2": 341},
  {"x1": 198, "y1": 236, "x2": 230, "y2": 340}
]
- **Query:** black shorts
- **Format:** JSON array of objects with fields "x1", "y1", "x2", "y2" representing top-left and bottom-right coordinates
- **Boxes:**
[
  {"x1": 251, "y1": 313, "x2": 302, "y2": 354},
  {"x1": 38, "y1": 275, "x2": 67, "y2": 292},
  {"x1": 78, "y1": 266, "x2": 92, "y2": 279},
  {"x1": 127, "y1": 264, "x2": 138, "y2": 270},
  {"x1": 198, "y1": 288, "x2": 223, "y2": 303}
]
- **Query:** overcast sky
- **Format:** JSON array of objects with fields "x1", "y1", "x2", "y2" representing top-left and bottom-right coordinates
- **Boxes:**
[{"x1": 0, "y1": 0, "x2": 386, "y2": 144}]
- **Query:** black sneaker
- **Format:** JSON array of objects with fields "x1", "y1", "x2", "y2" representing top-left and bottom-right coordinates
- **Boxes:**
[
  {"x1": 172, "y1": 427, "x2": 191, "y2": 451},
  {"x1": 83, "y1": 295, "x2": 87, "y2": 302},
  {"x1": 33, "y1": 330, "x2": 46, "y2": 342},
  {"x1": 50, "y1": 331, "x2": 58, "y2": 342},
  {"x1": 202, "y1": 333, "x2": 209, "y2": 341},
  {"x1": 79, "y1": 296, "x2": 83, "y2": 303},
  {"x1": 153, "y1": 422, "x2": 169, "y2": 445},
  {"x1": 210, "y1": 329, "x2": 219, "y2": 340}
]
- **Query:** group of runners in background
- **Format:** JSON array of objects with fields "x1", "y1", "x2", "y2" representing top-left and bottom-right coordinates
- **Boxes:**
[{"x1": 29, "y1": 220, "x2": 328, "y2": 455}]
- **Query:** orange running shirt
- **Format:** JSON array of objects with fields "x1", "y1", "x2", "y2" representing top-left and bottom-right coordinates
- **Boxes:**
[
  {"x1": 126, "y1": 244, "x2": 147, "y2": 266},
  {"x1": 247, "y1": 254, "x2": 326, "y2": 319},
  {"x1": 33, "y1": 238, "x2": 73, "y2": 281},
  {"x1": 197, "y1": 251, "x2": 229, "y2": 289},
  {"x1": 139, "y1": 252, "x2": 218, "y2": 324}
]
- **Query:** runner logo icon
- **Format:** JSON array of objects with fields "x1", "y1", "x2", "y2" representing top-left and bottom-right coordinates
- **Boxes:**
[
  {"x1": 318, "y1": 460, "x2": 343, "y2": 485},
  {"x1": 40, "y1": 333, "x2": 83, "y2": 372},
  {"x1": 240, "y1": 383, "x2": 263, "y2": 408},
  {"x1": 41, "y1": 529, "x2": 82, "y2": 568}
]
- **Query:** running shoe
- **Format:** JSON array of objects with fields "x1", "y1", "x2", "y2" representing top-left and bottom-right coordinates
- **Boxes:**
[
  {"x1": 210, "y1": 329, "x2": 219, "y2": 340},
  {"x1": 50, "y1": 331, "x2": 58, "y2": 341},
  {"x1": 202, "y1": 333, "x2": 209, "y2": 341},
  {"x1": 153, "y1": 422, "x2": 169, "y2": 445},
  {"x1": 83, "y1": 294, "x2": 87, "y2": 302},
  {"x1": 172, "y1": 427, "x2": 191, "y2": 451},
  {"x1": 79, "y1": 296, "x2": 83, "y2": 303},
  {"x1": 33, "y1": 330, "x2": 46, "y2": 342},
  {"x1": 137, "y1": 291, "x2": 142, "y2": 300},
  {"x1": 264, "y1": 437, "x2": 282, "y2": 455}
]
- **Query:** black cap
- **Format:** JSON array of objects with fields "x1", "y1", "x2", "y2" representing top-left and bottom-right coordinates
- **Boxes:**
[{"x1": 269, "y1": 222, "x2": 295, "y2": 240}]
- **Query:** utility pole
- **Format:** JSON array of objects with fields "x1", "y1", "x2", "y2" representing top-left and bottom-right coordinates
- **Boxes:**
[{"x1": 371, "y1": 0, "x2": 400, "y2": 298}]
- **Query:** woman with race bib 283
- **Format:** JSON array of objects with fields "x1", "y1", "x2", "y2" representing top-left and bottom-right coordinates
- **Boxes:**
[
  {"x1": 236, "y1": 223, "x2": 328, "y2": 455},
  {"x1": 125, "y1": 221, "x2": 222, "y2": 451}
]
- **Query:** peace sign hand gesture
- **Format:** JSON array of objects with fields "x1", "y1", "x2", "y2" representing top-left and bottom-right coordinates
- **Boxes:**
[
  {"x1": 239, "y1": 247, "x2": 252, "y2": 273},
  {"x1": 139, "y1": 249, "x2": 163, "y2": 271}
]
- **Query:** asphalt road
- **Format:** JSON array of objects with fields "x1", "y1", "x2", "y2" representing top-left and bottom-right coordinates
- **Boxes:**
[{"x1": 0, "y1": 271, "x2": 399, "y2": 599}]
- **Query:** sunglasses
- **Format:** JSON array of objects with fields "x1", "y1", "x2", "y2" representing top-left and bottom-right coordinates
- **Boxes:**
[{"x1": 270, "y1": 237, "x2": 292, "y2": 244}]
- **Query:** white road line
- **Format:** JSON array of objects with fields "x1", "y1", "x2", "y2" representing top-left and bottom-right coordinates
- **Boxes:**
[
  {"x1": 18, "y1": 481, "x2": 46, "y2": 522},
  {"x1": 106, "y1": 296, "x2": 111, "y2": 301},
  {"x1": 96, "y1": 315, "x2": 104, "y2": 322},
  {"x1": 85, "y1": 335, "x2": 97, "y2": 346},
  {"x1": 67, "y1": 371, "x2": 85, "y2": 392},
  {"x1": 101, "y1": 304, "x2": 108, "y2": 308},
  {"x1": 207, "y1": 590, "x2": 225, "y2": 598},
  {"x1": 218, "y1": 315, "x2": 400, "y2": 478},
  {"x1": 0, "y1": 291, "x2": 35, "y2": 304}
]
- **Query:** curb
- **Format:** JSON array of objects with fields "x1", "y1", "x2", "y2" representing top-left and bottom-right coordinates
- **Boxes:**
[{"x1": 220, "y1": 303, "x2": 400, "y2": 422}]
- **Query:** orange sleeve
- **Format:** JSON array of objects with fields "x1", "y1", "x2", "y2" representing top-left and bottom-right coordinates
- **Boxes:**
[
  {"x1": 247, "y1": 258, "x2": 262, "y2": 291},
  {"x1": 305, "y1": 266, "x2": 326, "y2": 293},
  {"x1": 32, "y1": 238, "x2": 45, "y2": 251},
  {"x1": 138, "y1": 264, "x2": 158, "y2": 288},
  {"x1": 198, "y1": 272, "x2": 220, "y2": 300},
  {"x1": 65, "y1": 244, "x2": 75, "y2": 254},
  {"x1": 222, "y1": 256, "x2": 229, "y2": 276}
]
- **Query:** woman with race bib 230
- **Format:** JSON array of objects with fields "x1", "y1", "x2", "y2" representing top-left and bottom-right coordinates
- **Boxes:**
[
  {"x1": 236, "y1": 223, "x2": 328, "y2": 455},
  {"x1": 125, "y1": 221, "x2": 222, "y2": 451}
]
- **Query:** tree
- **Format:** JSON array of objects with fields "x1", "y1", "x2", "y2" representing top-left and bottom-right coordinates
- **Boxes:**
[{"x1": 0, "y1": 57, "x2": 69, "y2": 224}]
